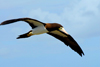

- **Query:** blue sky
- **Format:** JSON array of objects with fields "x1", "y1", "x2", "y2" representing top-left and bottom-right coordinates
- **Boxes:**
[{"x1": 0, "y1": 0, "x2": 100, "y2": 67}]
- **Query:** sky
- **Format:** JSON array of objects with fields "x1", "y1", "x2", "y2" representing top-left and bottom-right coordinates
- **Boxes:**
[{"x1": 0, "y1": 0, "x2": 100, "y2": 67}]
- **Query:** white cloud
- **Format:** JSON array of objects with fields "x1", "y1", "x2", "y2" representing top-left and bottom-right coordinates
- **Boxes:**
[
  {"x1": 0, "y1": 0, "x2": 100, "y2": 60},
  {"x1": 29, "y1": 8, "x2": 49, "y2": 20},
  {"x1": 28, "y1": 0, "x2": 100, "y2": 38},
  {"x1": 0, "y1": 0, "x2": 69, "y2": 9}
]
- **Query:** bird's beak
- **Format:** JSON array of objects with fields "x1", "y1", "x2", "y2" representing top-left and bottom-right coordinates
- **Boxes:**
[{"x1": 59, "y1": 27, "x2": 69, "y2": 34}]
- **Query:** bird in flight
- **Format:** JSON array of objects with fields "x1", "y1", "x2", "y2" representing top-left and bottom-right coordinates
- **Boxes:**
[{"x1": 0, "y1": 18, "x2": 84, "y2": 56}]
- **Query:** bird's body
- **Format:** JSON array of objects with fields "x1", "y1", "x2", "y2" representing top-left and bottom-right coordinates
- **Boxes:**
[
  {"x1": 32, "y1": 25, "x2": 48, "y2": 35},
  {"x1": 0, "y1": 18, "x2": 84, "y2": 56}
]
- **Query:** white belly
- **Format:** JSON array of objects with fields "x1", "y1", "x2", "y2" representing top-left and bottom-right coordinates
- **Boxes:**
[{"x1": 32, "y1": 25, "x2": 49, "y2": 35}]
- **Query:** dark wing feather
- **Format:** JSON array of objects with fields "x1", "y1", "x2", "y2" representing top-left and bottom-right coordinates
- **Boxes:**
[
  {"x1": 0, "y1": 18, "x2": 45, "y2": 28},
  {"x1": 47, "y1": 30, "x2": 84, "y2": 56}
]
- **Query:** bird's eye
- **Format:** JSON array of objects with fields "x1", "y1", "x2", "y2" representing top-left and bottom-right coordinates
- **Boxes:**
[{"x1": 59, "y1": 27, "x2": 62, "y2": 30}]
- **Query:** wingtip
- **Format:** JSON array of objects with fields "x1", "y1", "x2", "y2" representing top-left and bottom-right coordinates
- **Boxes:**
[
  {"x1": 79, "y1": 52, "x2": 85, "y2": 57},
  {"x1": 16, "y1": 37, "x2": 20, "y2": 39}
]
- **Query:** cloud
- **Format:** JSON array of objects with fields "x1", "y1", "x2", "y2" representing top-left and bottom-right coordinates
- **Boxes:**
[
  {"x1": 28, "y1": 0, "x2": 100, "y2": 38},
  {"x1": 62, "y1": 0, "x2": 100, "y2": 36},
  {"x1": 0, "y1": 0, "x2": 100, "y2": 59},
  {"x1": 0, "y1": 0, "x2": 69, "y2": 9}
]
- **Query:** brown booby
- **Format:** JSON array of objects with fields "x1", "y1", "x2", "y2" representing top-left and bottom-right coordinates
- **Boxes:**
[{"x1": 0, "y1": 18, "x2": 84, "y2": 56}]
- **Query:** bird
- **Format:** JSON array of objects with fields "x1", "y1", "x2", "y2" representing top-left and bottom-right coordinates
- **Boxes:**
[{"x1": 0, "y1": 18, "x2": 84, "y2": 56}]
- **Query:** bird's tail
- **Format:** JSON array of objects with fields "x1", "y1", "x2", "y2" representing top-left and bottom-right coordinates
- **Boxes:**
[{"x1": 17, "y1": 30, "x2": 33, "y2": 39}]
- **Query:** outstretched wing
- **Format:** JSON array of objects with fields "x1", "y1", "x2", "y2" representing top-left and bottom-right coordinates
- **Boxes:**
[
  {"x1": 47, "y1": 30, "x2": 84, "y2": 56},
  {"x1": 0, "y1": 18, "x2": 45, "y2": 28}
]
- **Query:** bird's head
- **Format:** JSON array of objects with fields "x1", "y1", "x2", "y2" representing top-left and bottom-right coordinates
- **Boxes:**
[{"x1": 58, "y1": 27, "x2": 68, "y2": 34}]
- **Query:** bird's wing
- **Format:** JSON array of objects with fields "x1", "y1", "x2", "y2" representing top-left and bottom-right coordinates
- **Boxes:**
[
  {"x1": 0, "y1": 18, "x2": 45, "y2": 28},
  {"x1": 47, "y1": 30, "x2": 84, "y2": 56}
]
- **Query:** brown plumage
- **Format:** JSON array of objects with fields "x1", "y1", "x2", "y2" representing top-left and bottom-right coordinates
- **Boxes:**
[{"x1": 0, "y1": 18, "x2": 84, "y2": 56}]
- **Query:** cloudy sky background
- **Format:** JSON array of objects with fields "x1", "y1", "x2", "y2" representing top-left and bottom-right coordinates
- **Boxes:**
[{"x1": 0, "y1": 0, "x2": 100, "y2": 67}]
